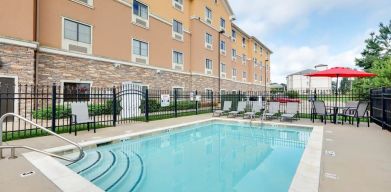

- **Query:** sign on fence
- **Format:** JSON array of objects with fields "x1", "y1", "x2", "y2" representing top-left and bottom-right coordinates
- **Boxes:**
[
  {"x1": 190, "y1": 92, "x2": 194, "y2": 101},
  {"x1": 161, "y1": 94, "x2": 170, "y2": 107},
  {"x1": 195, "y1": 95, "x2": 201, "y2": 101}
]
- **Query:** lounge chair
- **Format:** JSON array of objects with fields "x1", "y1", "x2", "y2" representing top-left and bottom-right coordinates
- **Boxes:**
[
  {"x1": 281, "y1": 102, "x2": 299, "y2": 122},
  {"x1": 244, "y1": 102, "x2": 262, "y2": 119},
  {"x1": 213, "y1": 101, "x2": 232, "y2": 117},
  {"x1": 70, "y1": 102, "x2": 96, "y2": 136},
  {"x1": 262, "y1": 102, "x2": 280, "y2": 120},
  {"x1": 312, "y1": 100, "x2": 334, "y2": 124},
  {"x1": 342, "y1": 101, "x2": 359, "y2": 115},
  {"x1": 341, "y1": 101, "x2": 370, "y2": 127},
  {"x1": 228, "y1": 101, "x2": 246, "y2": 118}
]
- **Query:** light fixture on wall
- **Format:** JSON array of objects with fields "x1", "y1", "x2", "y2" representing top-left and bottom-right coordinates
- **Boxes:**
[{"x1": 113, "y1": 63, "x2": 121, "y2": 68}]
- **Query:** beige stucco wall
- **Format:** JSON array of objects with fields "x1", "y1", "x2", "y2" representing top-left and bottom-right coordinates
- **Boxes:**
[{"x1": 0, "y1": 0, "x2": 35, "y2": 41}]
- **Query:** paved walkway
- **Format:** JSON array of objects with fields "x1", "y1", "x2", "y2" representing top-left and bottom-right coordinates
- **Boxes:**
[{"x1": 0, "y1": 114, "x2": 390, "y2": 192}]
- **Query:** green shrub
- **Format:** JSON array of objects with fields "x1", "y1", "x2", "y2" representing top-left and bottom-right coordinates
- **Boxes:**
[
  {"x1": 286, "y1": 90, "x2": 299, "y2": 98},
  {"x1": 33, "y1": 100, "x2": 121, "y2": 120},
  {"x1": 140, "y1": 99, "x2": 199, "y2": 113}
]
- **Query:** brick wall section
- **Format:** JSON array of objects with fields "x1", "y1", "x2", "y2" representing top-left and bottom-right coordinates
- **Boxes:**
[
  {"x1": 37, "y1": 52, "x2": 263, "y2": 92},
  {"x1": 0, "y1": 43, "x2": 35, "y2": 84}
]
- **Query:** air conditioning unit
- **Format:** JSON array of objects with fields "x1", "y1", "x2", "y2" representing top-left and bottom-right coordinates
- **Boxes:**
[
  {"x1": 172, "y1": 32, "x2": 184, "y2": 41},
  {"x1": 205, "y1": 43, "x2": 212, "y2": 50},
  {"x1": 206, "y1": 70, "x2": 212, "y2": 75},
  {"x1": 173, "y1": 2, "x2": 183, "y2": 11},
  {"x1": 132, "y1": 15, "x2": 149, "y2": 28},
  {"x1": 220, "y1": 50, "x2": 226, "y2": 55},
  {"x1": 132, "y1": 55, "x2": 148, "y2": 64},
  {"x1": 63, "y1": 39, "x2": 91, "y2": 54},
  {"x1": 232, "y1": 57, "x2": 236, "y2": 61},
  {"x1": 232, "y1": 76, "x2": 236, "y2": 81},
  {"x1": 206, "y1": 18, "x2": 212, "y2": 25},
  {"x1": 231, "y1": 37, "x2": 236, "y2": 42},
  {"x1": 221, "y1": 73, "x2": 226, "y2": 78},
  {"x1": 173, "y1": 64, "x2": 183, "y2": 71}
]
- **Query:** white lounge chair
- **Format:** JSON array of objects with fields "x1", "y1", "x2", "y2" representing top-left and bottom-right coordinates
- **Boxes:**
[
  {"x1": 244, "y1": 102, "x2": 262, "y2": 119},
  {"x1": 262, "y1": 102, "x2": 280, "y2": 120},
  {"x1": 281, "y1": 102, "x2": 299, "y2": 122},
  {"x1": 70, "y1": 102, "x2": 96, "y2": 136},
  {"x1": 213, "y1": 101, "x2": 232, "y2": 117},
  {"x1": 228, "y1": 101, "x2": 246, "y2": 118}
]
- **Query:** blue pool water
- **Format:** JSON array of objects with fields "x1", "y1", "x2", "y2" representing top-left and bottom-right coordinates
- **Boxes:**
[{"x1": 65, "y1": 121, "x2": 311, "y2": 192}]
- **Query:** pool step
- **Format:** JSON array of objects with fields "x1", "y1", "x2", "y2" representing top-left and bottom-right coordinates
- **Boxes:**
[
  {"x1": 80, "y1": 150, "x2": 116, "y2": 181},
  {"x1": 67, "y1": 151, "x2": 101, "y2": 174}
]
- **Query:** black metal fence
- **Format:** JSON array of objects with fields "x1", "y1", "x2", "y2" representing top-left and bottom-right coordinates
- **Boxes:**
[
  {"x1": 370, "y1": 87, "x2": 391, "y2": 130},
  {"x1": 1, "y1": 84, "x2": 371, "y2": 141}
]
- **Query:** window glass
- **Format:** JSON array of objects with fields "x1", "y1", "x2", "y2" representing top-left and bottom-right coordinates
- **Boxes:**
[
  {"x1": 133, "y1": 1, "x2": 148, "y2": 19},
  {"x1": 205, "y1": 7, "x2": 212, "y2": 19},
  {"x1": 206, "y1": 59, "x2": 212, "y2": 69},
  {"x1": 173, "y1": 51, "x2": 183, "y2": 64},
  {"x1": 64, "y1": 19, "x2": 91, "y2": 44},
  {"x1": 133, "y1": 39, "x2": 148, "y2": 57},
  {"x1": 173, "y1": 20, "x2": 183, "y2": 34},
  {"x1": 206, "y1": 33, "x2": 213, "y2": 44}
]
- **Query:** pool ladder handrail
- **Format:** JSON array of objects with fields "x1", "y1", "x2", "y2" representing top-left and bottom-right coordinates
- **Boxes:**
[{"x1": 0, "y1": 113, "x2": 84, "y2": 162}]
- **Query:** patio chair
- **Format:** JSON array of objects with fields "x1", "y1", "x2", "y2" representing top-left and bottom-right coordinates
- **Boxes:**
[
  {"x1": 243, "y1": 102, "x2": 262, "y2": 120},
  {"x1": 342, "y1": 101, "x2": 359, "y2": 116},
  {"x1": 341, "y1": 101, "x2": 370, "y2": 127},
  {"x1": 70, "y1": 102, "x2": 96, "y2": 136},
  {"x1": 281, "y1": 102, "x2": 299, "y2": 122},
  {"x1": 312, "y1": 100, "x2": 334, "y2": 124},
  {"x1": 262, "y1": 102, "x2": 280, "y2": 120},
  {"x1": 213, "y1": 101, "x2": 232, "y2": 117},
  {"x1": 228, "y1": 101, "x2": 246, "y2": 118}
]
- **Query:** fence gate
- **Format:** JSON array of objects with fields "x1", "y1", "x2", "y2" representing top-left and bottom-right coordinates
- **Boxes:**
[
  {"x1": 117, "y1": 83, "x2": 146, "y2": 123},
  {"x1": 0, "y1": 77, "x2": 15, "y2": 122}
]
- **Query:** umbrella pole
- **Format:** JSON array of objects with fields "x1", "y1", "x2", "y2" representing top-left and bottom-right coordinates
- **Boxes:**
[{"x1": 335, "y1": 75, "x2": 339, "y2": 107}]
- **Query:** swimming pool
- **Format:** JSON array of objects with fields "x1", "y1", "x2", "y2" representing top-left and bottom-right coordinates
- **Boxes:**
[{"x1": 63, "y1": 120, "x2": 312, "y2": 192}]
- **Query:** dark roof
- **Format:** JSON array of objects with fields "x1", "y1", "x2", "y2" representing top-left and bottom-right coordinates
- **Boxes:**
[{"x1": 287, "y1": 69, "x2": 318, "y2": 76}]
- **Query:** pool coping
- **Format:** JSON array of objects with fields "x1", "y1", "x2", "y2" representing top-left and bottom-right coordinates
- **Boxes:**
[{"x1": 23, "y1": 118, "x2": 323, "y2": 192}]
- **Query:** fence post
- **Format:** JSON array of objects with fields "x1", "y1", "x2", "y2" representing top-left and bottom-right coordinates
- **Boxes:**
[
  {"x1": 145, "y1": 88, "x2": 149, "y2": 122},
  {"x1": 174, "y1": 89, "x2": 178, "y2": 117},
  {"x1": 211, "y1": 91, "x2": 214, "y2": 113},
  {"x1": 112, "y1": 86, "x2": 117, "y2": 126},
  {"x1": 195, "y1": 90, "x2": 198, "y2": 115},
  {"x1": 369, "y1": 89, "x2": 373, "y2": 124},
  {"x1": 51, "y1": 83, "x2": 56, "y2": 132},
  {"x1": 382, "y1": 87, "x2": 386, "y2": 129}
]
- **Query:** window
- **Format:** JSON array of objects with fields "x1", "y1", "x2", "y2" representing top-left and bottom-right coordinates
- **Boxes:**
[
  {"x1": 205, "y1": 59, "x2": 213, "y2": 75},
  {"x1": 243, "y1": 72, "x2": 247, "y2": 79},
  {"x1": 254, "y1": 43, "x2": 257, "y2": 52},
  {"x1": 132, "y1": 39, "x2": 148, "y2": 57},
  {"x1": 242, "y1": 54, "x2": 246, "y2": 64},
  {"x1": 242, "y1": 37, "x2": 246, "y2": 48},
  {"x1": 232, "y1": 30, "x2": 236, "y2": 41},
  {"x1": 254, "y1": 58, "x2": 258, "y2": 66},
  {"x1": 64, "y1": 19, "x2": 91, "y2": 44},
  {"x1": 205, "y1": 88, "x2": 213, "y2": 98},
  {"x1": 220, "y1": 63, "x2": 226, "y2": 73},
  {"x1": 220, "y1": 18, "x2": 226, "y2": 30},
  {"x1": 220, "y1": 89, "x2": 226, "y2": 95},
  {"x1": 254, "y1": 73, "x2": 258, "y2": 81},
  {"x1": 75, "y1": 0, "x2": 93, "y2": 6},
  {"x1": 63, "y1": 82, "x2": 91, "y2": 102},
  {"x1": 173, "y1": 51, "x2": 183, "y2": 70},
  {"x1": 172, "y1": 87, "x2": 184, "y2": 95},
  {"x1": 133, "y1": 0, "x2": 149, "y2": 27},
  {"x1": 132, "y1": 39, "x2": 149, "y2": 64},
  {"x1": 232, "y1": 49, "x2": 237, "y2": 60},
  {"x1": 220, "y1": 40, "x2": 226, "y2": 54},
  {"x1": 205, "y1": 7, "x2": 212, "y2": 24},
  {"x1": 205, "y1": 33, "x2": 213, "y2": 49},
  {"x1": 232, "y1": 68, "x2": 237, "y2": 79},
  {"x1": 173, "y1": 20, "x2": 183, "y2": 34},
  {"x1": 260, "y1": 47, "x2": 263, "y2": 55}
]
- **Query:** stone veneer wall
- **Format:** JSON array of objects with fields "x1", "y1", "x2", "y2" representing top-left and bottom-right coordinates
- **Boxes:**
[
  {"x1": 0, "y1": 43, "x2": 35, "y2": 84},
  {"x1": 36, "y1": 52, "x2": 264, "y2": 92}
]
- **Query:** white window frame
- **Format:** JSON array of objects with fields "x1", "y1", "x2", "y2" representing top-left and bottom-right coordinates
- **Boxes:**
[
  {"x1": 132, "y1": 38, "x2": 149, "y2": 65},
  {"x1": 172, "y1": 0, "x2": 183, "y2": 11},
  {"x1": 220, "y1": 40, "x2": 226, "y2": 55},
  {"x1": 231, "y1": 30, "x2": 236, "y2": 42},
  {"x1": 220, "y1": 17, "x2": 226, "y2": 31},
  {"x1": 71, "y1": 0, "x2": 94, "y2": 7},
  {"x1": 172, "y1": 19, "x2": 184, "y2": 41},
  {"x1": 172, "y1": 50, "x2": 184, "y2": 71},
  {"x1": 132, "y1": 0, "x2": 150, "y2": 28},
  {"x1": 61, "y1": 17, "x2": 93, "y2": 54},
  {"x1": 60, "y1": 80, "x2": 93, "y2": 103},
  {"x1": 242, "y1": 54, "x2": 246, "y2": 64},
  {"x1": 232, "y1": 68, "x2": 237, "y2": 80},
  {"x1": 205, "y1": 7, "x2": 212, "y2": 25},
  {"x1": 220, "y1": 63, "x2": 226, "y2": 78},
  {"x1": 242, "y1": 37, "x2": 246, "y2": 48},
  {"x1": 254, "y1": 43, "x2": 257, "y2": 52},
  {"x1": 242, "y1": 71, "x2": 247, "y2": 82},
  {"x1": 205, "y1": 33, "x2": 213, "y2": 50},
  {"x1": 231, "y1": 48, "x2": 237, "y2": 61},
  {"x1": 205, "y1": 59, "x2": 213, "y2": 75}
]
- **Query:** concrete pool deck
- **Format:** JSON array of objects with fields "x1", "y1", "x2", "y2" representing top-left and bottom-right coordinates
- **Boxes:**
[{"x1": 1, "y1": 114, "x2": 391, "y2": 192}]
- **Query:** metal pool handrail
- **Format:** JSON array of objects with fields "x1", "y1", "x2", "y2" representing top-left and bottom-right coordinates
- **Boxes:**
[{"x1": 0, "y1": 113, "x2": 84, "y2": 162}]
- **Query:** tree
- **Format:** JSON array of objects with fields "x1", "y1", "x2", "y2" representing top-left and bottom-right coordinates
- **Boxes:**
[
  {"x1": 355, "y1": 20, "x2": 391, "y2": 69},
  {"x1": 339, "y1": 78, "x2": 351, "y2": 94}
]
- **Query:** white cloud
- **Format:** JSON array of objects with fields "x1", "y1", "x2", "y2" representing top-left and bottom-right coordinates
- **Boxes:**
[{"x1": 270, "y1": 45, "x2": 362, "y2": 83}]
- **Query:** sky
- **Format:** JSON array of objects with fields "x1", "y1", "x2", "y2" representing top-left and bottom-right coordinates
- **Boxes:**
[{"x1": 228, "y1": 0, "x2": 391, "y2": 83}]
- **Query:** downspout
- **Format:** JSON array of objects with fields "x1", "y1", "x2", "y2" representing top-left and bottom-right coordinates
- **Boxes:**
[{"x1": 33, "y1": 0, "x2": 39, "y2": 87}]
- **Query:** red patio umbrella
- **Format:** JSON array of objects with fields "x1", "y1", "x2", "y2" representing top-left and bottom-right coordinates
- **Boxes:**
[{"x1": 305, "y1": 67, "x2": 376, "y2": 105}]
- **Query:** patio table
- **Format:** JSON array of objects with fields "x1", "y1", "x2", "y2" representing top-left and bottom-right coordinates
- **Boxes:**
[{"x1": 326, "y1": 106, "x2": 352, "y2": 124}]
